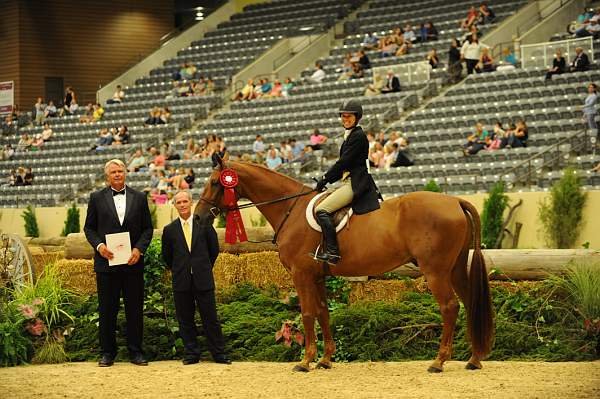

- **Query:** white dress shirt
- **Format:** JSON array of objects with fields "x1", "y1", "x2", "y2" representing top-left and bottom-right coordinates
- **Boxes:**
[{"x1": 112, "y1": 187, "x2": 126, "y2": 225}]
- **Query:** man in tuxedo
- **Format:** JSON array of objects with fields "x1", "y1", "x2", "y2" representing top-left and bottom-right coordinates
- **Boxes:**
[
  {"x1": 84, "y1": 159, "x2": 153, "y2": 367},
  {"x1": 161, "y1": 190, "x2": 231, "y2": 365},
  {"x1": 380, "y1": 70, "x2": 401, "y2": 94}
]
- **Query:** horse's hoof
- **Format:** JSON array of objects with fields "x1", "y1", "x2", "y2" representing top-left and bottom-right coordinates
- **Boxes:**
[
  {"x1": 292, "y1": 364, "x2": 310, "y2": 372},
  {"x1": 465, "y1": 362, "x2": 481, "y2": 370},
  {"x1": 316, "y1": 362, "x2": 332, "y2": 369},
  {"x1": 427, "y1": 366, "x2": 443, "y2": 373}
]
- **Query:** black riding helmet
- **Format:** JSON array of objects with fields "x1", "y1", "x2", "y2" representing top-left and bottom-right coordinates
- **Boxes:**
[{"x1": 338, "y1": 99, "x2": 363, "y2": 123}]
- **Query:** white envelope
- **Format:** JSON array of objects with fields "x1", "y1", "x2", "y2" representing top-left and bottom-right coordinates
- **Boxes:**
[{"x1": 105, "y1": 232, "x2": 131, "y2": 266}]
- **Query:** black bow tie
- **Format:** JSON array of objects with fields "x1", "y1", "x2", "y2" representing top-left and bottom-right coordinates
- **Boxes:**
[{"x1": 112, "y1": 189, "x2": 125, "y2": 196}]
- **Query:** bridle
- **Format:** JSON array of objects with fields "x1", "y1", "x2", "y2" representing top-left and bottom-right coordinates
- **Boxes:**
[{"x1": 198, "y1": 176, "x2": 316, "y2": 244}]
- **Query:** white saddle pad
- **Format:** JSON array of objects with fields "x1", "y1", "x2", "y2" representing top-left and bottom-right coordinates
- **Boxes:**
[{"x1": 305, "y1": 192, "x2": 353, "y2": 233}]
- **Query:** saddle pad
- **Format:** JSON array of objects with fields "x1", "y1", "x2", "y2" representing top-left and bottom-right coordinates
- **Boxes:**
[{"x1": 305, "y1": 192, "x2": 353, "y2": 233}]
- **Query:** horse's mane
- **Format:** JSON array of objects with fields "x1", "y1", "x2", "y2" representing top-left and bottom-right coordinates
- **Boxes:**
[{"x1": 230, "y1": 160, "x2": 310, "y2": 189}]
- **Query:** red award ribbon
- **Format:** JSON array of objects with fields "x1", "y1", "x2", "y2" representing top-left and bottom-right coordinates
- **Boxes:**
[{"x1": 220, "y1": 169, "x2": 248, "y2": 244}]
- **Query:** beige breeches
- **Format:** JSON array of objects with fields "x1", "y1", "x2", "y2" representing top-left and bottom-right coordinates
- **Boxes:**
[{"x1": 314, "y1": 179, "x2": 354, "y2": 214}]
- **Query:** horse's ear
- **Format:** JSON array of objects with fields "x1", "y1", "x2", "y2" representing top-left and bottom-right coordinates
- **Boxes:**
[{"x1": 212, "y1": 153, "x2": 226, "y2": 170}]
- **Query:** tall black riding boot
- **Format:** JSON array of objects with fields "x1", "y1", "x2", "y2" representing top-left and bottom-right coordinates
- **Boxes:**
[{"x1": 315, "y1": 210, "x2": 341, "y2": 265}]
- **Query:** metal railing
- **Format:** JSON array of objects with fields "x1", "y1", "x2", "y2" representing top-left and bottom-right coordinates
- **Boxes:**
[
  {"x1": 521, "y1": 36, "x2": 594, "y2": 69},
  {"x1": 372, "y1": 61, "x2": 432, "y2": 85}
]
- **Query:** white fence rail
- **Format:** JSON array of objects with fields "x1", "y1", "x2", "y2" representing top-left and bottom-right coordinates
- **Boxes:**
[
  {"x1": 372, "y1": 60, "x2": 431, "y2": 84},
  {"x1": 520, "y1": 37, "x2": 593, "y2": 69}
]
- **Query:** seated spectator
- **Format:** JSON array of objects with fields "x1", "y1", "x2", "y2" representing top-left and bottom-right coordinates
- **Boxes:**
[
  {"x1": 307, "y1": 128, "x2": 328, "y2": 151},
  {"x1": 160, "y1": 107, "x2": 171, "y2": 124},
  {"x1": 426, "y1": 48, "x2": 439, "y2": 69},
  {"x1": 259, "y1": 78, "x2": 272, "y2": 97},
  {"x1": 191, "y1": 79, "x2": 206, "y2": 96},
  {"x1": 2, "y1": 144, "x2": 14, "y2": 161},
  {"x1": 381, "y1": 70, "x2": 401, "y2": 94},
  {"x1": 487, "y1": 121, "x2": 505, "y2": 151},
  {"x1": 91, "y1": 103, "x2": 104, "y2": 122},
  {"x1": 127, "y1": 148, "x2": 147, "y2": 172},
  {"x1": 461, "y1": 6, "x2": 479, "y2": 30},
  {"x1": 365, "y1": 73, "x2": 384, "y2": 96},
  {"x1": 106, "y1": 85, "x2": 125, "y2": 104},
  {"x1": 265, "y1": 148, "x2": 282, "y2": 170},
  {"x1": 112, "y1": 125, "x2": 129, "y2": 145},
  {"x1": 545, "y1": 49, "x2": 566, "y2": 80},
  {"x1": 463, "y1": 122, "x2": 491, "y2": 155},
  {"x1": 253, "y1": 79, "x2": 265, "y2": 99},
  {"x1": 205, "y1": 78, "x2": 215, "y2": 95},
  {"x1": 14, "y1": 167, "x2": 27, "y2": 186},
  {"x1": 232, "y1": 79, "x2": 255, "y2": 101},
  {"x1": 383, "y1": 145, "x2": 398, "y2": 169},
  {"x1": 279, "y1": 140, "x2": 292, "y2": 163},
  {"x1": 41, "y1": 122, "x2": 53, "y2": 141},
  {"x1": 570, "y1": 47, "x2": 590, "y2": 72},
  {"x1": 349, "y1": 62, "x2": 364, "y2": 80},
  {"x1": 269, "y1": 79, "x2": 283, "y2": 97},
  {"x1": 34, "y1": 97, "x2": 46, "y2": 125},
  {"x1": 477, "y1": 47, "x2": 495, "y2": 72},
  {"x1": 180, "y1": 63, "x2": 197, "y2": 80},
  {"x1": 403, "y1": 24, "x2": 417, "y2": 44},
  {"x1": 150, "y1": 189, "x2": 169, "y2": 205},
  {"x1": 161, "y1": 141, "x2": 179, "y2": 161},
  {"x1": 79, "y1": 103, "x2": 94, "y2": 123},
  {"x1": 338, "y1": 53, "x2": 355, "y2": 81},
  {"x1": 423, "y1": 22, "x2": 438, "y2": 42},
  {"x1": 478, "y1": 2, "x2": 495, "y2": 24},
  {"x1": 289, "y1": 138, "x2": 305, "y2": 162},
  {"x1": 24, "y1": 168, "x2": 34, "y2": 185},
  {"x1": 44, "y1": 100, "x2": 57, "y2": 118},
  {"x1": 30, "y1": 134, "x2": 44, "y2": 151},
  {"x1": 145, "y1": 107, "x2": 164, "y2": 125},
  {"x1": 502, "y1": 119, "x2": 528, "y2": 148},
  {"x1": 184, "y1": 168, "x2": 195, "y2": 188},
  {"x1": 148, "y1": 147, "x2": 166, "y2": 170},
  {"x1": 497, "y1": 47, "x2": 517, "y2": 71},
  {"x1": 182, "y1": 138, "x2": 198, "y2": 160},
  {"x1": 17, "y1": 133, "x2": 33, "y2": 151},
  {"x1": 1, "y1": 115, "x2": 17, "y2": 136},
  {"x1": 575, "y1": 17, "x2": 600, "y2": 38},
  {"x1": 6, "y1": 169, "x2": 16, "y2": 186},
  {"x1": 390, "y1": 142, "x2": 414, "y2": 167},
  {"x1": 380, "y1": 36, "x2": 398, "y2": 57},
  {"x1": 357, "y1": 49, "x2": 371, "y2": 70},
  {"x1": 308, "y1": 62, "x2": 326, "y2": 84},
  {"x1": 361, "y1": 32, "x2": 379, "y2": 50},
  {"x1": 60, "y1": 86, "x2": 76, "y2": 116},
  {"x1": 253, "y1": 134, "x2": 266, "y2": 162},
  {"x1": 369, "y1": 142, "x2": 385, "y2": 168},
  {"x1": 167, "y1": 168, "x2": 189, "y2": 190},
  {"x1": 282, "y1": 77, "x2": 294, "y2": 97},
  {"x1": 90, "y1": 128, "x2": 113, "y2": 151},
  {"x1": 395, "y1": 35, "x2": 411, "y2": 56}
]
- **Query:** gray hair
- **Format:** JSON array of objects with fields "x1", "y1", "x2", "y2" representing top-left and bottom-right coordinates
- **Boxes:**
[
  {"x1": 104, "y1": 159, "x2": 126, "y2": 176},
  {"x1": 173, "y1": 190, "x2": 192, "y2": 201}
]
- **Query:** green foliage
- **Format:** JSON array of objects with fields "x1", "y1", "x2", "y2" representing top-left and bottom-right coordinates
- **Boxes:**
[
  {"x1": 21, "y1": 205, "x2": 39, "y2": 238},
  {"x1": 481, "y1": 181, "x2": 509, "y2": 249},
  {"x1": 250, "y1": 214, "x2": 267, "y2": 227},
  {"x1": 423, "y1": 180, "x2": 442, "y2": 193},
  {"x1": 61, "y1": 203, "x2": 81, "y2": 236},
  {"x1": 538, "y1": 168, "x2": 587, "y2": 248},
  {"x1": 0, "y1": 321, "x2": 31, "y2": 366},
  {"x1": 557, "y1": 261, "x2": 600, "y2": 329},
  {"x1": 325, "y1": 276, "x2": 351, "y2": 309},
  {"x1": 32, "y1": 338, "x2": 67, "y2": 364},
  {"x1": 149, "y1": 201, "x2": 158, "y2": 228},
  {"x1": 143, "y1": 238, "x2": 167, "y2": 295},
  {"x1": 216, "y1": 213, "x2": 226, "y2": 228}
]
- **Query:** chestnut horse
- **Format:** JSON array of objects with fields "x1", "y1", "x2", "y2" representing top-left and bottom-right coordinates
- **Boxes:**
[{"x1": 195, "y1": 160, "x2": 494, "y2": 373}]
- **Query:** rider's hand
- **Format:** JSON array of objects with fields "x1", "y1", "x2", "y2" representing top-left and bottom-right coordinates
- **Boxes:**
[{"x1": 314, "y1": 177, "x2": 327, "y2": 192}]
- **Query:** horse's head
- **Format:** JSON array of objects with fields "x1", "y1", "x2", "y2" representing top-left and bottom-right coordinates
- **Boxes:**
[{"x1": 194, "y1": 155, "x2": 242, "y2": 225}]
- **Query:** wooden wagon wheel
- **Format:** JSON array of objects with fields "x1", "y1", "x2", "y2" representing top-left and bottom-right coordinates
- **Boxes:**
[{"x1": 0, "y1": 233, "x2": 35, "y2": 292}]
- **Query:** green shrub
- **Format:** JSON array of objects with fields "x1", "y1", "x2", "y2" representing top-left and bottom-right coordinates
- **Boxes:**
[
  {"x1": 538, "y1": 168, "x2": 587, "y2": 248},
  {"x1": 481, "y1": 181, "x2": 509, "y2": 249},
  {"x1": 61, "y1": 203, "x2": 80, "y2": 236},
  {"x1": 0, "y1": 321, "x2": 31, "y2": 366},
  {"x1": 557, "y1": 261, "x2": 600, "y2": 329},
  {"x1": 21, "y1": 205, "x2": 39, "y2": 238},
  {"x1": 149, "y1": 201, "x2": 158, "y2": 228},
  {"x1": 423, "y1": 180, "x2": 442, "y2": 192}
]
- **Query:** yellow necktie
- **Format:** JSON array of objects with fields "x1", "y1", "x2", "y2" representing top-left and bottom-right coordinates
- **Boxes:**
[{"x1": 183, "y1": 221, "x2": 192, "y2": 251}]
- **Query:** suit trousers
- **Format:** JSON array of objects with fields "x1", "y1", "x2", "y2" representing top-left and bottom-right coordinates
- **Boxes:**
[
  {"x1": 96, "y1": 271, "x2": 144, "y2": 357},
  {"x1": 173, "y1": 287, "x2": 226, "y2": 359},
  {"x1": 315, "y1": 179, "x2": 354, "y2": 214}
]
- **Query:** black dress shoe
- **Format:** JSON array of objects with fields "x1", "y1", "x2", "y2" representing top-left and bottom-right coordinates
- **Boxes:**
[
  {"x1": 130, "y1": 353, "x2": 148, "y2": 366},
  {"x1": 182, "y1": 357, "x2": 200, "y2": 365},
  {"x1": 214, "y1": 356, "x2": 232, "y2": 365},
  {"x1": 98, "y1": 354, "x2": 114, "y2": 367}
]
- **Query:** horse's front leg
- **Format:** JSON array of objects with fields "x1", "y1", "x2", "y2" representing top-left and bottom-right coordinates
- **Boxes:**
[
  {"x1": 292, "y1": 270, "x2": 321, "y2": 372},
  {"x1": 316, "y1": 279, "x2": 335, "y2": 369}
]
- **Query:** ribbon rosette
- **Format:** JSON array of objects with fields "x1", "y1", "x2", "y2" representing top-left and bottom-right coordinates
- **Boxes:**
[{"x1": 220, "y1": 169, "x2": 248, "y2": 244}]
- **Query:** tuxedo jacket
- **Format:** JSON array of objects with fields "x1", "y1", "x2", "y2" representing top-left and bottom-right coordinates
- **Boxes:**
[
  {"x1": 84, "y1": 186, "x2": 153, "y2": 273},
  {"x1": 161, "y1": 216, "x2": 219, "y2": 292}
]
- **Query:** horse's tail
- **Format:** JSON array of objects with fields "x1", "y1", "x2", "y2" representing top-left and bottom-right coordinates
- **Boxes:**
[{"x1": 459, "y1": 199, "x2": 494, "y2": 359}]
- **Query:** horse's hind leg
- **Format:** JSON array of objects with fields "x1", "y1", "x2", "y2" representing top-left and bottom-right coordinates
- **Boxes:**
[
  {"x1": 315, "y1": 279, "x2": 335, "y2": 369},
  {"x1": 292, "y1": 270, "x2": 321, "y2": 372},
  {"x1": 424, "y1": 270, "x2": 460, "y2": 373}
]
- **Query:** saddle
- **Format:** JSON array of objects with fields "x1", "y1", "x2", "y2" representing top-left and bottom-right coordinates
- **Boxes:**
[{"x1": 305, "y1": 192, "x2": 353, "y2": 233}]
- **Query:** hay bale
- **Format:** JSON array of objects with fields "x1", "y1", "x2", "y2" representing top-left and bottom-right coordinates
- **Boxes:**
[
  {"x1": 31, "y1": 251, "x2": 65, "y2": 279},
  {"x1": 349, "y1": 278, "x2": 429, "y2": 303},
  {"x1": 242, "y1": 251, "x2": 292, "y2": 289},
  {"x1": 29, "y1": 237, "x2": 66, "y2": 246},
  {"x1": 53, "y1": 259, "x2": 96, "y2": 294},
  {"x1": 213, "y1": 253, "x2": 248, "y2": 288}
]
